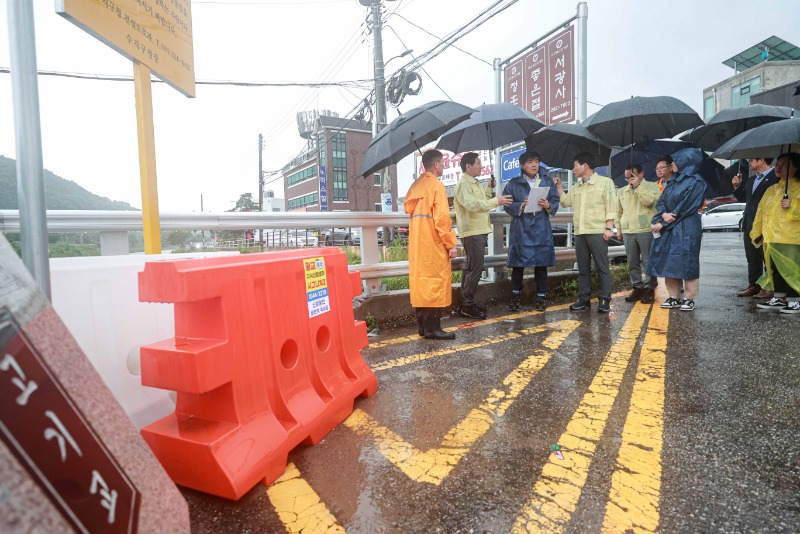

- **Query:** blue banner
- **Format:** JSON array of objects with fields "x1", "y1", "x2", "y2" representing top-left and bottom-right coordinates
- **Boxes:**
[{"x1": 318, "y1": 165, "x2": 328, "y2": 211}]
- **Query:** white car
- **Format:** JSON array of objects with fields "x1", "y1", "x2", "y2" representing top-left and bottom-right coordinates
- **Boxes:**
[{"x1": 701, "y1": 203, "x2": 746, "y2": 231}]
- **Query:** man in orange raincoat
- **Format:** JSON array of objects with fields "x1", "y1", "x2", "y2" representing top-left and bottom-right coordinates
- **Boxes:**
[{"x1": 405, "y1": 149, "x2": 459, "y2": 340}]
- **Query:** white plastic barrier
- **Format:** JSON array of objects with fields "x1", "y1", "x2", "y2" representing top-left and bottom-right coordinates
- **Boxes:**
[{"x1": 50, "y1": 251, "x2": 239, "y2": 429}]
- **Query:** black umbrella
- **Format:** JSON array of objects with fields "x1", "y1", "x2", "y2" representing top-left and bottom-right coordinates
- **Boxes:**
[
  {"x1": 608, "y1": 139, "x2": 694, "y2": 186},
  {"x1": 524, "y1": 123, "x2": 611, "y2": 169},
  {"x1": 687, "y1": 104, "x2": 794, "y2": 151},
  {"x1": 711, "y1": 118, "x2": 800, "y2": 160},
  {"x1": 585, "y1": 96, "x2": 704, "y2": 147},
  {"x1": 436, "y1": 103, "x2": 545, "y2": 153},
  {"x1": 359, "y1": 100, "x2": 475, "y2": 176}
]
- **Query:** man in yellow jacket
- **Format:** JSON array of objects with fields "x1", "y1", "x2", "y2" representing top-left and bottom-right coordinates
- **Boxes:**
[
  {"x1": 616, "y1": 163, "x2": 661, "y2": 303},
  {"x1": 405, "y1": 149, "x2": 459, "y2": 339},
  {"x1": 453, "y1": 152, "x2": 513, "y2": 319},
  {"x1": 553, "y1": 152, "x2": 618, "y2": 312}
]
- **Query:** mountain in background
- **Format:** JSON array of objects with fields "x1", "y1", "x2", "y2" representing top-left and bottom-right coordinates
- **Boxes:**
[{"x1": 0, "y1": 155, "x2": 138, "y2": 210}]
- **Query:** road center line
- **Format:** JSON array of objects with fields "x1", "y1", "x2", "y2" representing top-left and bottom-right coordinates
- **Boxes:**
[
  {"x1": 371, "y1": 323, "x2": 552, "y2": 372},
  {"x1": 345, "y1": 321, "x2": 580, "y2": 485},
  {"x1": 601, "y1": 300, "x2": 669, "y2": 533},
  {"x1": 266, "y1": 463, "x2": 345, "y2": 533},
  {"x1": 367, "y1": 291, "x2": 628, "y2": 349},
  {"x1": 512, "y1": 302, "x2": 651, "y2": 533}
]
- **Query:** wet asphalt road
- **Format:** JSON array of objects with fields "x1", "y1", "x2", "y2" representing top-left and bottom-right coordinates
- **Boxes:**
[{"x1": 182, "y1": 232, "x2": 800, "y2": 533}]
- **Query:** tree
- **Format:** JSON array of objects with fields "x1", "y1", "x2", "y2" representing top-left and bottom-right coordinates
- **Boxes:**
[
  {"x1": 166, "y1": 230, "x2": 193, "y2": 248},
  {"x1": 230, "y1": 193, "x2": 257, "y2": 212}
]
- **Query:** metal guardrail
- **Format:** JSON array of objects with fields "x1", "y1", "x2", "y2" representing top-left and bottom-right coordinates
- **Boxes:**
[{"x1": 0, "y1": 209, "x2": 626, "y2": 293}]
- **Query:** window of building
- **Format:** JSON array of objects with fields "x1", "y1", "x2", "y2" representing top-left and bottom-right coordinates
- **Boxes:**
[
  {"x1": 703, "y1": 95, "x2": 715, "y2": 120},
  {"x1": 287, "y1": 192, "x2": 319, "y2": 210},
  {"x1": 374, "y1": 173, "x2": 381, "y2": 186},
  {"x1": 332, "y1": 132, "x2": 348, "y2": 201},
  {"x1": 375, "y1": 203, "x2": 382, "y2": 212},
  {"x1": 732, "y1": 76, "x2": 761, "y2": 108},
  {"x1": 287, "y1": 166, "x2": 317, "y2": 187}
]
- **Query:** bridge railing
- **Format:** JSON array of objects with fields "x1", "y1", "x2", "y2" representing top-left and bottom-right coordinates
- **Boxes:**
[{"x1": 0, "y1": 209, "x2": 626, "y2": 294}]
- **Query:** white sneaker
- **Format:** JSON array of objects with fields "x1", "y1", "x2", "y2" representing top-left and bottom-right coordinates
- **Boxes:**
[
  {"x1": 780, "y1": 301, "x2": 800, "y2": 314},
  {"x1": 757, "y1": 297, "x2": 787, "y2": 310},
  {"x1": 680, "y1": 299, "x2": 695, "y2": 311}
]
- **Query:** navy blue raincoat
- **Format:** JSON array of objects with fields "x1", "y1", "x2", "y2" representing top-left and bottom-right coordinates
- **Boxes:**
[
  {"x1": 646, "y1": 149, "x2": 707, "y2": 279},
  {"x1": 502, "y1": 172, "x2": 560, "y2": 268}
]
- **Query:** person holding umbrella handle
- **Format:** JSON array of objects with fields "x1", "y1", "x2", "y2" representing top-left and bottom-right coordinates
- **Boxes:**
[{"x1": 750, "y1": 152, "x2": 800, "y2": 314}]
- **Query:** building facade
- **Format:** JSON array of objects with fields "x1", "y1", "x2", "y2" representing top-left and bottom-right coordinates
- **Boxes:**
[
  {"x1": 282, "y1": 116, "x2": 398, "y2": 212},
  {"x1": 702, "y1": 37, "x2": 800, "y2": 120}
]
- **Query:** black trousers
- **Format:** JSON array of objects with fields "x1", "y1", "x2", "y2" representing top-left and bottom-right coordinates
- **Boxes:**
[
  {"x1": 771, "y1": 255, "x2": 799, "y2": 297},
  {"x1": 743, "y1": 220, "x2": 766, "y2": 286},
  {"x1": 511, "y1": 266, "x2": 548, "y2": 294},
  {"x1": 461, "y1": 234, "x2": 487, "y2": 306}
]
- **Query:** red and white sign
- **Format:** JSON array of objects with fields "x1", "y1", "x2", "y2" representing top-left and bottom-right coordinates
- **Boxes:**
[
  {"x1": 415, "y1": 149, "x2": 494, "y2": 188},
  {"x1": 504, "y1": 26, "x2": 574, "y2": 125}
]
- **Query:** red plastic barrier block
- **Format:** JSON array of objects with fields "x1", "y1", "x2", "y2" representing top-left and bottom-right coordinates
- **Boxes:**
[{"x1": 138, "y1": 249, "x2": 377, "y2": 499}]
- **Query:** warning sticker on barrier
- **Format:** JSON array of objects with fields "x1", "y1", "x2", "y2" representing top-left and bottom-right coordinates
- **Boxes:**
[{"x1": 304, "y1": 257, "x2": 331, "y2": 318}]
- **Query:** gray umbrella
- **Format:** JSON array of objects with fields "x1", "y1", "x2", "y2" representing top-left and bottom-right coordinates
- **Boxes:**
[
  {"x1": 585, "y1": 95, "x2": 704, "y2": 147},
  {"x1": 359, "y1": 100, "x2": 475, "y2": 176},
  {"x1": 435, "y1": 103, "x2": 545, "y2": 153},
  {"x1": 711, "y1": 118, "x2": 800, "y2": 160},
  {"x1": 687, "y1": 104, "x2": 795, "y2": 151},
  {"x1": 524, "y1": 123, "x2": 611, "y2": 168}
]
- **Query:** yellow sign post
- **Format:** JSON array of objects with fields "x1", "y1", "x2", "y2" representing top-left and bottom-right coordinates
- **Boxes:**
[{"x1": 56, "y1": 0, "x2": 195, "y2": 253}]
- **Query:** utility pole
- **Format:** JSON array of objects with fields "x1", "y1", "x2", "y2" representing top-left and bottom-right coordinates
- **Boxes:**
[
  {"x1": 258, "y1": 133, "x2": 264, "y2": 249},
  {"x1": 369, "y1": 0, "x2": 394, "y2": 245}
]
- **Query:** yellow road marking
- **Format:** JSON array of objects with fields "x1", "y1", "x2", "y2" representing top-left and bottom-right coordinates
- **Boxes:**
[
  {"x1": 372, "y1": 324, "x2": 550, "y2": 372},
  {"x1": 267, "y1": 463, "x2": 345, "y2": 533},
  {"x1": 512, "y1": 302, "x2": 651, "y2": 533},
  {"x1": 601, "y1": 301, "x2": 669, "y2": 533},
  {"x1": 367, "y1": 291, "x2": 628, "y2": 349},
  {"x1": 345, "y1": 321, "x2": 580, "y2": 485}
]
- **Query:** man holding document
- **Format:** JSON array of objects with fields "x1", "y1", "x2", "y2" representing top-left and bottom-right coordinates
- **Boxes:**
[{"x1": 502, "y1": 151, "x2": 560, "y2": 312}]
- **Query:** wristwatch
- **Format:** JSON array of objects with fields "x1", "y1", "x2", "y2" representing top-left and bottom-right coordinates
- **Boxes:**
[{"x1": 605, "y1": 228, "x2": 614, "y2": 232}]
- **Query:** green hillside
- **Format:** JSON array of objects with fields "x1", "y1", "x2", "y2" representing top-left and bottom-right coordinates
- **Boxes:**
[{"x1": 0, "y1": 155, "x2": 137, "y2": 210}]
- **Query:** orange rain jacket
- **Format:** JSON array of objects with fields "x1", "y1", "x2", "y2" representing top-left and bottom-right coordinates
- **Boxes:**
[{"x1": 404, "y1": 171, "x2": 458, "y2": 308}]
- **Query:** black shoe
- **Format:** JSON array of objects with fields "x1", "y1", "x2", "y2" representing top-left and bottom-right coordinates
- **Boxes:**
[
  {"x1": 459, "y1": 304, "x2": 487, "y2": 320},
  {"x1": 475, "y1": 302, "x2": 487, "y2": 312},
  {"x1": 535, "y1": 296, "x2": 547, "y2": 311},
  {"x1": 597, "y1": 298, "x2": 610, "y2": 313},
  {"x1": 624, "y1": 287, "x2": 644, "y2": 302},
  {"x1": 570, "y1": 299, "x2": 590, "y2": 311},
  {"x1": 509, "y1": 295, "x2": 521, "y2": 312},
  {"x1": 640, "y1": 288, "x2": 655, "y2": 304}
]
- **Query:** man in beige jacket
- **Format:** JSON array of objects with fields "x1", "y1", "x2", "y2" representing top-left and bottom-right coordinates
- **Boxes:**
[
  {"x1": 616, "y1": 163, "x2": 661, "y2": 303},
  {"x1": 453, "y1": 152, "x2": 513, "y2": 319}
]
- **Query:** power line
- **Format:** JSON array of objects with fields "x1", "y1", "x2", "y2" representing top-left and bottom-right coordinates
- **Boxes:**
[
  {"x1": 0, "y1": 67, "x2": 373, "y2": 88},
  {"x1": 390, "y1": 13, "x2": 493, "y2": 66}
]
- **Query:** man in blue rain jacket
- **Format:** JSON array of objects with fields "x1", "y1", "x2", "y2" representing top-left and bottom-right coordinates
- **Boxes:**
[{"x1": 502, "y1": 151, "x2": 560, "y2": 312}]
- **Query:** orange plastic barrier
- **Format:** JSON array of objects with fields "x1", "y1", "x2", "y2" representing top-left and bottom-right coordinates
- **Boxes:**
[{"x1": 137, "y1": 248, "x2": 377, "y2": 500}]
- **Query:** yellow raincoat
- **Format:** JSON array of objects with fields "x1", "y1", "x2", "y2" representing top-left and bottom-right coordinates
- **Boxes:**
[
  {"x1": 404, "y1": 171, "x2": 458, "y2": 308},
  {"x1": 750, "y1": 179, "x2": 800, "y2": 292}
]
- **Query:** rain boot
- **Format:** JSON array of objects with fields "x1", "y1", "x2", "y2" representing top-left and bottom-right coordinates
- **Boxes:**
[
  {"x1": 423, "y1": 308, "x2": 455, "y2": 340},
  {"x1": 414, "y1": 307, "x2": 424, "y2": 336}
]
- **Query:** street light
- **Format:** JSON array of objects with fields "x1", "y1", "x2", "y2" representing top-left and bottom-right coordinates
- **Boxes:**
[{"x1": 384, "y1": 49, "x2": 413, "y2": 70}]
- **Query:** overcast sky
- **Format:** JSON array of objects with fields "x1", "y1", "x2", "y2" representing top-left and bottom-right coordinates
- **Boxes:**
[{"x1": 0, "y1": 0, "x2": 797, "y2": 212}]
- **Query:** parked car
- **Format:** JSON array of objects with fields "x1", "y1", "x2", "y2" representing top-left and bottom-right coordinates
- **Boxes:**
[
  {"x1": 263, "y1": 229, "x2": 318, "y2": 247},
  {"x1": 377, "y1": 226, "x2": 408, "y2": 245},
  {"x1": 318, "y1": 227, "x2": 360, "y2": 246},
  {"x1": 703, "y1": 195, "x2": 739, "y2": 213},
  {"x1": 701, "y1": 202, "x2": 746, "y2": 231}
]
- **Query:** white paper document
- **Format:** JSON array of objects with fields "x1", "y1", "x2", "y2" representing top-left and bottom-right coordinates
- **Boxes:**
[{"x1": 523, "y1": 187, "x2": 550, "y2": 213}]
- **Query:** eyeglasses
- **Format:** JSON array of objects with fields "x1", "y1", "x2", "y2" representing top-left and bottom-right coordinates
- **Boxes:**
[{"x1": 655, "y1": 165, "x2": 670, "y2": 171}]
